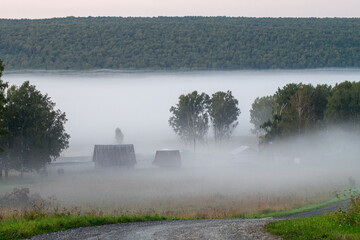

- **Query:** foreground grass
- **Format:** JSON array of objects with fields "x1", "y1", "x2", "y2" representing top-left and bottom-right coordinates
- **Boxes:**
[
  {"x1": 0, "y1": 215, "x2": 178, "y2": 240},
  {"x1": 266, "y1": 216, "x2": 360, "y2": 240},
  {"x1": 266, "y1": 189, "x2": 360, "y2": 240}
]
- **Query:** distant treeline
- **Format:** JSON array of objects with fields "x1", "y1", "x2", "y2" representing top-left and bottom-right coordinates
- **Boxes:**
[{"x1": 0, "y1": 17, "x2": 360, "y2": 70}]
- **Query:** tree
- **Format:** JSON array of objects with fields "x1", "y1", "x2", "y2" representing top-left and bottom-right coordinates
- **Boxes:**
[
  {"x1": 0, "y1": 60, "x2": 9, "y2": 178},
  {"x1": 325, "y1": 81, "x2": 360, "y2": 130},
  {"x1": 281, "y1": 84, "x2": 318, "y2": 136},
  {"x1": 260, "y1": 84, "x2": 301, "y2": 142},
  {"x1": 0, "y1": 60, "x2": 3, "y2": 78},
  {"x1": 169, "y1": 91, "x2": 210, "y2": 151},
  {"x1": 209, "y1": 91, "x2": 240, "y2": 142},
  {"x1": 115, "y1": 127, "x2": 124, "y2": 144},
  {"x1": 275, "y1": 83, "x2": 301, "y2": 115},
  {"x1": 3, "y1": 81, "x2": 70, "y2": 174},
  {"x1": 250, "y1": 96, "x2": 275, "y2": 136},
  {"x1": 0, "y1": 60, "x2": 8, "y2": 140},
  {"x1": 286, "y1": 83, "x2": 331, "y2": 133}
]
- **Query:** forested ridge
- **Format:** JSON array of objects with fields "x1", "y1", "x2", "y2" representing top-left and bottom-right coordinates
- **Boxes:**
[{"x1": 0, "y1": 17, "x2": 360, "y2": 70}]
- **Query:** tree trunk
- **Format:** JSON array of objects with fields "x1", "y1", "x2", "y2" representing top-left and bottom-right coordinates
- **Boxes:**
[
  {"x1": 5, "y1": 168, "x2": 8, "y2": 178},
  {"x1": 0, "y1": 167, "x2": 2, "y2": 179}
]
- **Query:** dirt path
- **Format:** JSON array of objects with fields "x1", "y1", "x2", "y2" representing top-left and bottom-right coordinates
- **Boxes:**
[
  {"x1": 28, "y1": 218, "x2": 280, "y2": 240},
  {"x1": 28, "y1": 201, "x2": 347, "y2": 240}
]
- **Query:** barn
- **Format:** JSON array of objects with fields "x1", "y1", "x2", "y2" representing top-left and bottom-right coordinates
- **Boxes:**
[
  {"x1": 93, "y1": 144, "x2": 136, "y2": 168},
  {"x1": 153, "y1": 149, "x2": 181, "y2": 168}
]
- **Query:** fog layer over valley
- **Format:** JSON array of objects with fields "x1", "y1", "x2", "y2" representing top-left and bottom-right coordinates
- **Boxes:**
[
  {"x1": 2, "y1": 69, "x2": 360, "y2": 217},
  {"x1": 31, "y1": 128, "x2": 360, "y2": 217},
  {"x1": 5, "y1": 69, "x2": 360, "y2": 156}
]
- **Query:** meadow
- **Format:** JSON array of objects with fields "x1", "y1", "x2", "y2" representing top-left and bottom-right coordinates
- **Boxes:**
[
  {"x1": 1, "y1": 147, "x2": 358, "y2": 239},
  {"x1": 1, "y1": 158, "x2": 355, "y2": 219}
]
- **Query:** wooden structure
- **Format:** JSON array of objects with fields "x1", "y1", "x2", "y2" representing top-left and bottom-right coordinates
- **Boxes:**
[
  {"x1": 93, "y1": 144, "x2": 136, "y2": 168},
  {"x1": 153, "y1": 150, "x2": 181, "y2": 168}
]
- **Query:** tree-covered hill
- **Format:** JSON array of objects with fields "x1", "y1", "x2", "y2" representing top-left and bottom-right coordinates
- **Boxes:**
[{"x1": 0, "y1": 17, "x2": 359, "y2": 70}]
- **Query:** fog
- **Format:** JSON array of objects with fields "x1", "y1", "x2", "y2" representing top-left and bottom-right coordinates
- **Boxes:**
[
  {"x1": 2, "y1": 69, "x2": 360, "y2": 217},
  {"x1": 4, "y1": 69, "x2": 360, "y2": 156},
  {"x1": 34, "y1": 128, "x2": 360, "y2": 217}
]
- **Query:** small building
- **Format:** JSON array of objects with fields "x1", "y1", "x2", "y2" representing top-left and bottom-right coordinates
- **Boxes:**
[
  {"x1": 229, "y1": 146, "x2": 258, "y2": 156},
  {"x1": 153, "y1": 149, "x2": 181, "y2": 168},
  {"x1": 229, "y1": 145, "x2": 259, "y2": 163},
  {"x1": 93, "y1": 144, "x2": 136, "y2": 168}
]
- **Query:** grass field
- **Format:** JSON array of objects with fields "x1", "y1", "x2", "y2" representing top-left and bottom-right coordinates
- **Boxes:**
[
  {"x1": 266, "y1": 189, "x2": 360, "y2": 239},
  {"x1": 0, "y1": 187, "x2": 345, "y2": 240},
  {"x1": 1, "y1": 165, "x2": 351, "y2": 218}
]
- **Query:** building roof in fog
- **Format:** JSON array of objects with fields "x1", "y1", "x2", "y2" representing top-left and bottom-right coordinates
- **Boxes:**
[
  {"x1": 93, "y1": 144, "x2": 136, "y2": 168},
  {"x1": 229, "y1": 146, "x2": 258, "y2": 155}
]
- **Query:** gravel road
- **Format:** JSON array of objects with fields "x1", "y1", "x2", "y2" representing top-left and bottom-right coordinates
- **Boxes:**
[
  {"x1": 27, "y1": 201, "x2": 347, "y2": 240},
  {"x1": 28, "y1": 218, "x2": 280, "y2": 240}
]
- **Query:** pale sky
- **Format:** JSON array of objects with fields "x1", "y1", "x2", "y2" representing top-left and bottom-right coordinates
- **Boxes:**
[{"x1": 0, "y1": 0, "x2": 359, "y2": 19}]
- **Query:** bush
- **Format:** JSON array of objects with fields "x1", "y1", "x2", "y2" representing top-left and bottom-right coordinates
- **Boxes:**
[{"x1": 332, "y1": 189, "x2": 360, "y2": 226}]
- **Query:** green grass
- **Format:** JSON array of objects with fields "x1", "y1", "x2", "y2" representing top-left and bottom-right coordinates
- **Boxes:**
[
  {"x1": 265, "y1": 216, "x2": 360, "y2": 240},
  {"x1": 0, "y1": 215, "x2": 178, "y2": 240},
  {"x1": 266, "y1": 190, "x2": 360, "y2": 240},
  {"x1": 249, "y1": 197, "x2": 342, "y2": 219}
]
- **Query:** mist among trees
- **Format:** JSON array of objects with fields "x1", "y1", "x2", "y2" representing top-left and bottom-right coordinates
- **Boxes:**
[
  {"x1": 250, "y1": 81, "x2": 360, "y2": 143},
  {"x1": 169, "y1": 90, "x2": 240, "y2": 149}
]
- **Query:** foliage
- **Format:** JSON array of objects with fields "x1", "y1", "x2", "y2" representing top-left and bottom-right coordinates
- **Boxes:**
[
  {"x1": 2, "y1": 81, "x2": 70, "y2": 172},
  {"x1": 115, "y1": 128, "x2": 124, "y2": 144},
  {"x1": 280, "y1": 84, "x2": 330, "y2": 136},
  {"x1": 0, "y1": 60, "x2": 8, "y2": 140},
  {"x1": 259, "y1": 83, "x2": 301, "y2": 142},
  {"x1": 250, "y1": 96, "x2": 275, "y2": 136},
  {"x1": 0, "y1": 60, "x2": 9, "y2": 176},
  {"x1": 251, "y1": 82, "x2": 345, "y2": 143},
  {"x1": 325, "y1": 81, "x2": 360, "y2": 130},
  {"x1": 169, "y1": 91, "x2": 210, "y2": 148},
  {"x1": 209, "y1": 91, "x2": 240, "y2": 142},
  {"x1": 333, "y1": 189, "x2": 360, "y2": 227},
  {"x1": 0, "y1": 17, "x2": 360, "y2": 70},
  {"x1": 0, "y1": 60, "x2": 3, "y2": 78}
]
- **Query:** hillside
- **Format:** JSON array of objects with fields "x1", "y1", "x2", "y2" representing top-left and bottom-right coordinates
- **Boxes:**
[{"x1": 0, "y1": 17, "x2": 359, "y2": 70}]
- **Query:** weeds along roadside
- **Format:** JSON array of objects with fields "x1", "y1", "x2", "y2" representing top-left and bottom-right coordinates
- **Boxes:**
[{"x1": 265, "y1": 188, "x2": 360, "y2": 239}]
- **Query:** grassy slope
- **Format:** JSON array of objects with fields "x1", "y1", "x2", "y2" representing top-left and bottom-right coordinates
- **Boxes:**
[
  {"x1": 265, "y1": 192, "x2": 360, "y2": 239},
  {"x1": 265, "y1": 216, "x2": 360, "y2": 240}
]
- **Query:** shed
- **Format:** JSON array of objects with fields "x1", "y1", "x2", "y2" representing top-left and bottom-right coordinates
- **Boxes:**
[
  {"x1": 153, "y1": 149, "x2": 181, "y2": 168},
  {"x1": 93, "y1": 144, "x2": 136, "y2": 168},
  {"x1": 229, "y1": 146, "x2": 258, "y2": 156},
  {"x1": 229, "y1": 145, "x2": 259, "y2": 163}
]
